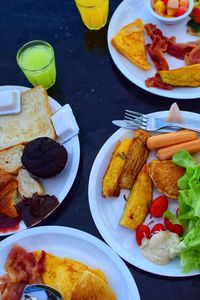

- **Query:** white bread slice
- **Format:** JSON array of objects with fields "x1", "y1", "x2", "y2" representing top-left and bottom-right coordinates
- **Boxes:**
[
  {"x1": 0, "y1": 144, "x2": 24, "y2": 175},
  {"x1": 17, "y1": 168, "x2": 45, "y2": 198},
  {"x1": 0, "y1": 85, "x2": 56, "y2": 151}
]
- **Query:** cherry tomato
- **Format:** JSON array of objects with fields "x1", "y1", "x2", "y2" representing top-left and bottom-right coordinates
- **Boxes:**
[
  {"x1": 136, "y1": 224, "x2": 150, "y2": 246},
  {"x1": 192, "y1": 6, "x2": 200, "y2": 24},
  {"x1": 164, "y1": 218, "x2": 184, "y2": 236},
  {"x1": 174, "y1": 7, "x2": 187, "y2": 17},
  {"x1": 151, "y1": 223, "x2": 166, "y2": 235},
  {"x1": 149, "y1": 196, "x2": 168, "y2": 218}
]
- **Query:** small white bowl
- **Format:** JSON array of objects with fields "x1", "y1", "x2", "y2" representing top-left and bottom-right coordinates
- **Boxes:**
[{"x1": 146, "y1": 0, "x2": 193, "y2": 24}]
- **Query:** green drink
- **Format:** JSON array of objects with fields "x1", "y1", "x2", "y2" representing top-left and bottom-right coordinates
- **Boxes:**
[{"x1": 17, "y1": 40, "x2": 56, "y2": 89}]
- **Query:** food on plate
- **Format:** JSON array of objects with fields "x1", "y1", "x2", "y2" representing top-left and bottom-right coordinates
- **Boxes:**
[
  {"x1": 120, "y1": 164, "x2": 153, "y2": 230},
  {"x1": 149, "y1": 195, "x2": 168, "y2": 218},
  {"x1": 159, "y1": 63, "x2": 200, "y2": 86},
  {"x1": 163, "y1": 211, "x2": 184, "y2": 236},
  {"x1": 16, "y1": 193, "x2": 59, "y2": 227},
  {"x1": 119, "y1": 129, "x2": 150, "y2": 189},
  {"x1": 140, "y1": 230, "x2": 180, "y2": 265},
  {"x1": 147, "y1": 130, "x2": 197, "y2": 150},
  {"x1": 0, "y1": 170, "x2": 19, "y2": 218},
  {"x1": 0, "y1": 144, "x2": 24, "y2": 175},
  {"x1": 0, "y1": 85, "x2": 56, "y2": 151},
  {"x1": 71, "y1": 270, "x2": 116, "y2": 300},
  {"x1": 0, "y1": 245, "x2": 45, "y2": 299},
  {"x1": 187, "y1": 0, "x2": 200, "y2": 35},
  {"x1": 148, "y1": 160, "x2": 185, "y2": 199},
  {"x1": 17, "y1": 168, "x2": 45, "y2": 198},
  {"x1": 111, "y1": 18, "x2": 151, "y2": 70},
  {"x1": 34, "y1": 251, "x2": 116, "y2": 300},
  {"x1": 21, "y1": 137, "x2": 68, "y2": 178},
  {"x1": 135, "y1": 224, "x2": 151, "y2": 245},
  {"x1": 156, "y1": 138, "x2": 200, "y2": 160},
  {"x1": 102, "y1": 138, "x2": 131, "y2": 197}
]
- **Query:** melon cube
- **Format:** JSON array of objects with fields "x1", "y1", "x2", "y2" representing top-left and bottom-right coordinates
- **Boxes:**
[
  {"x1": 167, "y1": 0, "x2": 179, "y2": 9},
  {"x1": 179, "y1": 0, "x2": 189, "y2": 7},
  {"x1": 167, "y1": 7, "x2": 176, "y2": 15}
]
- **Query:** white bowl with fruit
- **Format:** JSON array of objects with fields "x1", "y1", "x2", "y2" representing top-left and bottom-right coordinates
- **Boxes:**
[{"x1": 146, "y1": 0, "x2": 193, "y2": 24}]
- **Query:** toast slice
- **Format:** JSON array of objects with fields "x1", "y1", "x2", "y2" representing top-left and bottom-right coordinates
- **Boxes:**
[
  {"x1": 17, "y1": 169, "x2": 45, "y2": 198},
  {"x1": 0, "y1": 85, "x2": 56, "y2": 151},
  {"x1": 0, "y1": 144, "x2": 24, "y2": 175}
]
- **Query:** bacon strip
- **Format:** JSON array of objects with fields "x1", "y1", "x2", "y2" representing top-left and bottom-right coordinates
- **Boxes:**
[
  {"x1": 185, "y1": 45, "x2": 200, "y2": 65},
  {"x1": 145, "y1": 73, "x2": 174, "y2": 90},
  {"x1": 0, "y1": 245, "x2": 46, "y2": 300}
]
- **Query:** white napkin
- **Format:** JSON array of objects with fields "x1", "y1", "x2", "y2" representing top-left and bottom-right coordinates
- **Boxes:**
[{"x1": 51, "y1": 104, "x2": 79, "y2": 144}]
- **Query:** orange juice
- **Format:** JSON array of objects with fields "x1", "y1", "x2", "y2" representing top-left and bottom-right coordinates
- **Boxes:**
[{"x1": 75, "y1": 0, "x2": 109, "y2": 30}]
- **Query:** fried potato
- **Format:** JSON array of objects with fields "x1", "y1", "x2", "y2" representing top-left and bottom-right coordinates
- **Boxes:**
[
  {"x1": 120, "y1": 164, "x2": 153, "y2": 230},
  {"x1": 102, "y1": 139, "x2": 131, "y2": 197},
  {"x1": 119, "y1": 129, "x2": 150, "y2": 190},
  {"x1": 159, "y1": 64, "x2": 200, "y2": 87},
  {"x1": 111, "y1": 18, "x2": 151, "y2": 71},
  {"x1": 148, "y1": 160, "x2": 185, "y2": 199},
  {"x1": 34, "y1": 252, "x2": 108, "y2": 300}
]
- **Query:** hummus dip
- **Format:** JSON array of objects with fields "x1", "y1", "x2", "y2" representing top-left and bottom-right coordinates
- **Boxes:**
[{"x1": 140, "y1": 230, "x2": 179, "y2": 265}]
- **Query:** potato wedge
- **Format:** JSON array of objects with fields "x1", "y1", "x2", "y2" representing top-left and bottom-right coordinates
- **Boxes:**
[
  {"x1": 120, "y1": 164, "x2": 152, "y2": 230},
  {"x1": 102, "y1": 139, "x2": 131, "y2": 197},
  {"x1": 119, "y1": 129, "x2": 150, "y2": 190}
]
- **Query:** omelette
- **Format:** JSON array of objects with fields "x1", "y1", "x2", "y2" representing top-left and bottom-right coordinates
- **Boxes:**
[
  {"x1": 111, "y1": 18, "x2": 151, "y2": 71},
  {"x1": 34, "y1": 251, "x2": 116, "y2": 300}
]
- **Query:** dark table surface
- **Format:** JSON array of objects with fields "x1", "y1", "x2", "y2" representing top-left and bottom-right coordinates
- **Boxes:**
[{"x1": 0, "y1": 0, "x2": 200, "y2": 299}]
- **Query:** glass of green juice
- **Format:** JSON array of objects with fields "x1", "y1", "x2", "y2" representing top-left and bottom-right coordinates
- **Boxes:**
[{"x1": 16, "y1": 40, "x2": 56, "y2": 89}]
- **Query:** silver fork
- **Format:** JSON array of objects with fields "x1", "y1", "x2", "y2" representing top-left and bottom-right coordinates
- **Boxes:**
[{"x1": 124, "y1": 109, "x2": 200, "y2": 132}]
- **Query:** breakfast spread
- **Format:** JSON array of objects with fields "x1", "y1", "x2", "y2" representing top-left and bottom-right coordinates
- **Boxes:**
[
  {"x1": 0, "y1": 244, "x2": 116, "y2": 300},
  {"x1": 0, "y1": 85, "x2": 74, "y2": 233},
  {"x1": 111, "y1": 14, "x2": 200, "y2": 90},
  {"x1": 101, "y1": 106, "x2": 200, "y2": 273}
]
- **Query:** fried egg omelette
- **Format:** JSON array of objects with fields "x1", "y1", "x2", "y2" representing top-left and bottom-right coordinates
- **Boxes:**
[
  {"x1": 111, "y1": 18, "x2": 151, "y2": 71},
  {"x1": 34, "y1": 251, "x2": 116, "y2": 300}
]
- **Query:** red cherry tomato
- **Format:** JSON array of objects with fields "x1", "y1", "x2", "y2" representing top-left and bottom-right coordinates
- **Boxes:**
[
  {"x1": 136, "y1": 224, "x2": 150, "y2": 246},
  {"x1": 192, "y1": 6, "x2": 200, "y2": 24},
  {"x1": 151, "y1": 223, "x2": 166, "y2": 235},
  {"x1": 174, "y1": 7, "x2": 187, "y2": 17},
  {"x1": 149, "y1": 196, "x2": 168, "y2": 218},
  {"x1": 164, "y1": 218, "x2": 184, "y2": 236}
]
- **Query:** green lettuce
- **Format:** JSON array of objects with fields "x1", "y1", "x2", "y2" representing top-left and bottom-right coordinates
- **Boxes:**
[{"x1": 172, "y1": 150, "x2": 200, "y2": 272}]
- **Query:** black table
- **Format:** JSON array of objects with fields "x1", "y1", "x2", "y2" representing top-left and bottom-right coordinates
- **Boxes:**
[{"x1": 0, "y1": 1, "x2": 200, "y2": 299}]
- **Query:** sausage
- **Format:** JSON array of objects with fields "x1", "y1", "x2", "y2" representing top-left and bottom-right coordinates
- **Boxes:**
[
  {"x1": 147, "y1": 130, "x2": 197, "y2": 150},
  {"x1": 156, "y1": 139, "x2": 200, "y2": 160}
]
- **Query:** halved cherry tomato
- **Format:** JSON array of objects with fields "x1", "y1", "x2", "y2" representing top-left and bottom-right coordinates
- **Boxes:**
[
  {"x1": 174, "y1": 6, "x2": 187, "y2": 16},
  {"x1": 136, "y1": 224, "x2": 150, "y2": 246},
  {"x1": 149, "y1": 196, "x2": 168, "y2": 218},
  {"x1": 151, "y1": 223, "x2": 166, "y2": 234},
  {"x1": 192, "y1": 6, "x2": 200, "y2": 24},
  {"x1": 164, "y1": 218, "x2": 184, "y2": 236}
]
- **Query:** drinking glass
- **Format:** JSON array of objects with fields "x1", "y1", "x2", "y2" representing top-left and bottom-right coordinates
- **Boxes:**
[
  {"x1": 16, "y1": 40, "x2": 56, "y2": 89},
  {"x1": 75, "y1": 0, "x2": 109, "y2": 30}
]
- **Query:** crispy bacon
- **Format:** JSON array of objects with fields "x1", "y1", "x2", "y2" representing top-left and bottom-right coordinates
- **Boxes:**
[
  {"x1": 0, "y1": 245, "x2": 46, "y2": 300},
  {"x1": 185, "y1": 45, "x2": 200, "y2": 65},
  {"x1": 145, "y1": 73, "x2": 174, "y2": 90}
]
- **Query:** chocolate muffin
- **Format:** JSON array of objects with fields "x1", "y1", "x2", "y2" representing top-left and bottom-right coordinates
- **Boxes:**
[{"x1": 22, "y1": 137, "x2": 68, "y2": 178}]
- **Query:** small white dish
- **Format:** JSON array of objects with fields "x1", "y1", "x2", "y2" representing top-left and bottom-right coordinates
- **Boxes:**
[
  {"x1": 146, "y1": 0, "x2": 193, "y2": 24},
  {"x1": 0, "y1": 90, "x2": 21, "y2": 115}
]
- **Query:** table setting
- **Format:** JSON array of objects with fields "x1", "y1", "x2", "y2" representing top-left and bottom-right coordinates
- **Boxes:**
[{"x1": 0, "y1": 0, "x2": 200, "y2": 299}]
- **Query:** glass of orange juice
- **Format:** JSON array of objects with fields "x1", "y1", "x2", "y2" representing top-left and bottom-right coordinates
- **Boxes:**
[
  {"x1": 75, "y1": 0, "x2": 109, "y2": 30},
  {"x1": 16, "y1": 40, "x2": 56, "y2": 89}
]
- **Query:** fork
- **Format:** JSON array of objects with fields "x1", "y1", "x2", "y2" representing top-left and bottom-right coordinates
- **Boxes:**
[{"x1": 124, "y1": 109, "x2": 200, "y2": 132}]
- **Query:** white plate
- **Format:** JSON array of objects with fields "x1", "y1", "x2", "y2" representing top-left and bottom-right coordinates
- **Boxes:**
[
  {"x1": 108, "y1": 0, "x2": 200, "y2": 99},
  {"x1": 0, "y1": 86, "x2": 80, "y2": 236},
  {"x1": 0, "y1": 225, "x2": 140, "y2": 300},
  {"x1": 88, "y1": 111, "x2": 200, "y2": 277}
]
